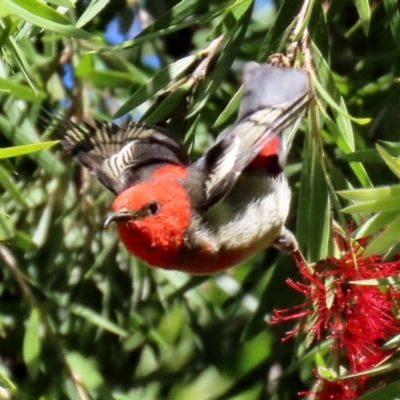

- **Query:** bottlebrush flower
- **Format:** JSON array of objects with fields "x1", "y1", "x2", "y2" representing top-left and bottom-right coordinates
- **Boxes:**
[
  {"x1": 307, "y1": 378, "x2": 358, "y2": 400},
  {"x1": 271, "y1": 232, "x2": 400, "y2": 398}
]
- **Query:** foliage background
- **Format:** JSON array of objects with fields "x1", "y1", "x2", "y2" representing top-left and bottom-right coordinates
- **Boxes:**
[{"x1": 1, "y1": 0, "x2": 400, "y2": 399}]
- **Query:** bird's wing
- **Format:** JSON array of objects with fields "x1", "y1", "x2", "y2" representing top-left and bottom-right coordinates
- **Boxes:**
[
  {"x1": 51, "y1": 117, "x2": 190, "y2": 194},
  {"x1": 194, "y1": 63, "x2": 312, "y2": 209}
]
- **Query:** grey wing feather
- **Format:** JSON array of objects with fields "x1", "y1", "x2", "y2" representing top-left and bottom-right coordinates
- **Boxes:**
[
  {"x1": 196, "y1": 63, "x2": 312, "y2": 210},
  {"x1": 51, "y1": 117, "x2": 189, "y2": 194},
  {"x1": 238, "y1": 62, "x2": 310, "y2": 120}
]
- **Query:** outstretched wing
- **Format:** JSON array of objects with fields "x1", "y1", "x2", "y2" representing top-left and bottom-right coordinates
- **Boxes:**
[
  {"x1": 52, "y1": 117, "x2": 190, "y2": 194},
  {"x1": 193, "y1": 63, "x2": 312, "y2": 209}
]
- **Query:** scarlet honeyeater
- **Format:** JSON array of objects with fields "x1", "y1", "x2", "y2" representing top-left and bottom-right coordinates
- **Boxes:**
[{"x1": 55, "y1": 63, "x2": 312, "y2": 274}]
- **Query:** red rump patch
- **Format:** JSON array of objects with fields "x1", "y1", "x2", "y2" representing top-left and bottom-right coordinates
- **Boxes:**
[
  {"x1": 151, "y1": 164, "x2": 189, "y2": 179},
  {"x1": 249, "y1": 136, "x2": 281, "y2": 172}
]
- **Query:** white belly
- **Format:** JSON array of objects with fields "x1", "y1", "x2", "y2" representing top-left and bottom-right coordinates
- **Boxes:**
[{"x1": 196, "y1": 172, "x2": 291, "y2": 253}]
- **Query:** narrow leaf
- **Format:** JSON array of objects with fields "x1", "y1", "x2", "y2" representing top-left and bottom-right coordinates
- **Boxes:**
[
  {"x1": 3, "y1": 0, "x2": 97, "y2": 40},
  {"x1": 0, "y1": 114, "x2": 65, "y2": 176},
  {"x1": 93, "y1": 3, "x2": 225, "y2": 53},
  {"x1": 338, "y1": 185, "x2": 400, "y2": 201},
  {"x1": 113, "y1": 55, "x2": 197, "y2": 118},
  {"x1": 188, "y1": 7, "x2": 252, "y2": 117},
  {"x1": 23, "y1": 308, "x2": 41, "y2": 379},
  {"x1": 257, "y1": 0, "x2": 303, "y2": 61},
  {"x1": 341, "y1": 197, "x2": 400, "y2": 213},
  {"x1": 355, "y1": 211, "x2": 400, "y2": 239},
  {"x1": 66, "y1": 352, "x2": 103, "y2": 390},
  {"x1": 0, "y1": 77, "x2": 46, "y2": 101},
  {"x1": 364, "y1": 213, "x2": 400, "y2": 255},
  {"x1": 46, "y1": 0, "x2": 74, "y2": 6},
  {"x1": 383, "y1": 0, "x2": 400, "y2": 46},
  {"x1": 296, "y1": 109, "x2": 330, "y2": 261},
  {"x1": 70, "y1": 305, "x2": 129, "y2": 337},
  {"x1": 312, "y1": 75, "x2": 371, "y2": 125},
  {"x1": 354, "y1": 0, "x2": 371, "y2": 35},
  {"x1": 143, "y1": 84, "x2": 191, "y2": 124},
  {"x1": 213, "y1": 86, "x2": 243, "y2": 128},
  {"x1": 3, "y1": 30, "x2": 39, "y2": 92},
  {"x1": 351, "y1": 276, "x2": 400, "y2": 286},
  {"x1": 376, "y1": 143, "x2": 400, "y2": 179},
  {"x1": 312, "y1": 43, "x2": 372, "y2": 187},
  {"x1": 0, "y1": 165, "x2": 28, "y2": 208},
  {"x1": 0, "y1": 370, "x2": 16, "y2": 391},
  {"x1": 339, "y1": 147, "x2": 400, "y2": 163},
  {"x1": 76, "y1": 0, "x2": 109, "y2": 28},
  {"x1": 358, "y1": 380, "x2": 400, "y2": 400},
  {"x1": 0, "y1": 141, "x2": 58, "y2": 159}
]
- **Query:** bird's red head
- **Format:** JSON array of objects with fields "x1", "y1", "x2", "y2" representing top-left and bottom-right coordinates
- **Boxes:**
[{"x1": 107, "y1": 167, "x2": 191, "y2": 268}]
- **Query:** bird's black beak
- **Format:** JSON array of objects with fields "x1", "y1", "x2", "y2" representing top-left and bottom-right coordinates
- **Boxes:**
[{"x1": 104, "y1": 209, "x2": 137, "y2": 228}]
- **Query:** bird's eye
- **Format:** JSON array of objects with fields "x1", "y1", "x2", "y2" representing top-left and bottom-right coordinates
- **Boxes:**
[{"x1": 147, "y1": 201, "x2": 160, "y2": 216}]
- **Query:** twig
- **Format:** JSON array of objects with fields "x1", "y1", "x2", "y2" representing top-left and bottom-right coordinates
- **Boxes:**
[
  {"x1": 189, "y1": 34, "x2": 226, "y2": 83},
  {"x1": 291, "y1": 0, "x2": 313, "y2": 42},
  {"x1": 268, "y1": 0, "x2": 314, "y2": 67}
]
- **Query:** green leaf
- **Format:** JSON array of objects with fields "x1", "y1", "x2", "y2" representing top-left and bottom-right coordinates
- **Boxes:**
[
  {"x1": 143, "y1": 84, "x2": 191, "y2": 124},
  {"x1": 291, "y1": 0, "x2": 314, "y2": 41},
  {"x1": 342, "y1": 197, "x2": 400, "y2": 213},
  {"x1": 0, "y1": 141, "x2": 58, "y2": 159},
  {"x1": 296, "y1": 110, "x2": 331, "y2": 261},
  {"x1": 46, "y1": 0, "x2": 74, "y2": 6},
  {"x1": 3, "y1": 0, "x2": 97, "y2": 40},
  {"x1": 355, "y1": 211, "x2": 400, "y2": 239},
  {"x1": 0, "y1": 20, "x2": 39, "y2": 92},
  {"x1": 359, "y1": 380, "x2": 400, "y2": 400},
  {"x1": 76, "y1": 0, "x2": 109, "y2": 28},
  {"x1": 0, "y1": 77, "x2": 45, "y2": 101},
  {"x1": 324, "y1": 117, "x2": 371, "y2": 187},
  {"x1": 66, "y1": 352, "x2": 103, "y2": 390},
  {"x1": 0, "y1": 165, "x2": 28, "y2": 208},
  {"x1": 93, "y1": 0, "x2": 225, "y2": 53},
  {"x1": 0, "y1": 370, "x2": 16, "y2": 391},
  {"x1": 325, "y1": 274, "x2": 335, "y2": 310},
  {"x1": 351, "y1": 276, "x2": 400, "y2": 286},
  {"x1": 339, "y1": 147, "x2": 400, "y2": 163},
  {"x1": 226, "y1": 0, "x2": 254, "y2": 21},
  {"x1": 383, "y1": 0, "x2": 400, "y2": 46},
  {"x1": 0, "y1": 114, "x2": 65, "y2": 176},
  {"x1": 23, "y1": 308, "x2": 41, "y2": 379},
  {"x1": 187, "y1": 7, "x2": 252, "y2": 117},
  {"x1": 213, "y1": 86, "x2": 243, "y2": 128},
  {"x1": 231, "y1": 331, "x2": 272, "y2": 376},
  {"x1": 183, "y1": 114, "x2": 201, "y2": 150},
  {"x1": 376, "y1": 143, "x2": 400, "y2": 179},
  {"x1": 312, "y1": 74, "x2": 371, "y2": 126},
  {"x1": 0, "y1": 17, "x2": 13, "y2": 48},
  {"x1": 70, "y1": 305, "x2": 129, "y2": 337},
  {"x1": 257, "y1": 0, "x2": 303, "y2": 61},
  {"x1": 240, "y1": 265, "x2": 277, "y2": 341},
  {"x1": 354, "y1": 0, "x2": 371, "y2": 35},
  {"x1": 312, "y1": 43, "x2": 372, "y2": 188},
  {"x1": 32, "y1": 201, "x2": 53, "y2": 247},
  {"x1": 336, "y1": 97, "x2": 356, "y2": 151},
  {"x1": 80, "y1": 69, "x2": 143, "y2": 88},
  {"x1": 338, "y1": 185, "x2": 400, "y2": 201},
  {"x1": 363, "y1": 213, "x2": 400, "y2": 255},
  {"x1": 113, "y1": 55, "x2": 197, "y2": 118}
]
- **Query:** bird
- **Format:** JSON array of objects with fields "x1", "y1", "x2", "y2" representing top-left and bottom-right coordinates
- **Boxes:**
[{"x1": 54, "y1": 62, "x2": 312, "y2": 274}]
